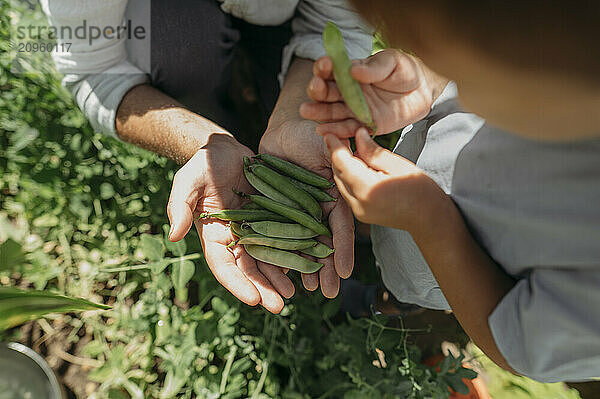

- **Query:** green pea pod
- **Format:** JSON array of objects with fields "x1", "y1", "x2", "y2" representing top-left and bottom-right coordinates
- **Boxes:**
[
  {"x1": 246, "y1": 221, "x2": 318, "y2": 239},
  {"x1": 300, "y1": 242, "x2": 335, "y2": 258},
  {"x1": 249, "y1": 163, "x2": 323, "y2": 221},
  {"x1": 199, "y1": 209, "x2": 291, "y2": 223},
  {"x1": 230, "y1": 222, "x2": 253, "y2": 237},
  {"x1": 256, "y1": 154, "x2": 333, "y2": 189},
  {"x1": 323, "y1": 21, "x2": 377, "y2": 133},
  {"x1": 241, "y1": 202, "x2": 264, "y2": 210},
  {"x1": 235, "y1": 192, "x2": 331, "y2": 237},
  {"x1": 243, "y1": 157, "x2": 302, "y2": 209},
  {"x1": 288, "y1": 177, "x2": 337, "y2": 202},
  {"x1": 236, "y1": 234, "x2": 317, "y2": 251},
  {"x1": 244, "y1": 244, "x2": 324, "y2": 274}
]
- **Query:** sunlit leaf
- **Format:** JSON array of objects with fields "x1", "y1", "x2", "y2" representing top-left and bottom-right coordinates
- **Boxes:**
[
  {"x1": 140, "y1": 234, "x2": 165, "y2": 261},
  {"x1": 0, "y1": 238, "x2": 25, "y2": 271},
  {"x1": 0, "y1": 287, "x2": 110, "y2": 331},
  {"x1": 171, "y1": 259, "x2": 194, "y2": 302}
]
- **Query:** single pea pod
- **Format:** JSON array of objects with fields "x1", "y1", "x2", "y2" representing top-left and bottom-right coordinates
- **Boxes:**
[
  {"x1": 235, "y1": 191, "x2": 331, "y2": 237},
  {"x1": 288, "y1": 177, "x2": 337, "y2": 202},
  {"x1": 243, "y1": 157, "x2": 302, "y2": 209},
  {"x1": 256, "y1": 154, "x2": 333, "y2": 189},
  {"x1": 199, "y1": 209, "x2": 291, "y2": 223},
  {"x1": 246, "y1": 221, "x2": 318, "y2": 239},
  {"x1": 300, "y1": 242, "x2": 335, "y2": 258},
  {"x1": 235, "y1": 234, "x2": 317, "y2": 251},
  {"x1": 249, "y1": 163, "x2": 323, "y2": 221},
  {"x1": 241, "y1": 202, "x2": 264, "y2": 210},
  {"x1": 244, "y1": 244, "x2": 324, "y2": 274},
  {"x1": 230, "y1": 222, "x2": 253, "y2": 237},
  {"x1": 323, "y1": 21, "x2": 377, "y2": 133}
]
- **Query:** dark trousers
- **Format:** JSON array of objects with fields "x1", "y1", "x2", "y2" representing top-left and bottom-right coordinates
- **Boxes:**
[{"x1": 150, "y1": 0, "x2": 292, "y2": 151}]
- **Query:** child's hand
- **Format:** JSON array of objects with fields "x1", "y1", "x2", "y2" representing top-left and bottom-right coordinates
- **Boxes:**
[
  {"x1": 324, "y1": 128, "x2": 443, "y2": 232},
  {"x1": 300, "y1": 49, "x2": 448, "y2": 137}
]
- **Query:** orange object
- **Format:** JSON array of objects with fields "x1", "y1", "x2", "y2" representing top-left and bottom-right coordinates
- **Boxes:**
[{"x1": 424, "y1": 354, "x2": 492, "y2": 399}]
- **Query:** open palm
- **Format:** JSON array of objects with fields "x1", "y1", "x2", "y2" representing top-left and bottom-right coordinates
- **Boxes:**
[
  {"x1": 260, "y1": 120, "x2": 355, "y2": 298},
  {"x1": 167, "y1": 134, "x2": 293, "y2": 313}
]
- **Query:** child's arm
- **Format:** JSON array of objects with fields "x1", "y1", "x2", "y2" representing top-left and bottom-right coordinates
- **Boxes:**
[
  {"x1": 325, "y1": 128, "x2": 516, "y2": 372},
  {"x1": 300, "y1": 49, "x2": 449, "y2": 137}
]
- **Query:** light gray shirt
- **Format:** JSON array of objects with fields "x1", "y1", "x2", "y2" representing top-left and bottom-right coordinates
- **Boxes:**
[{"x1": 372, "y1": 82, "x2": 600, "y2": 383}]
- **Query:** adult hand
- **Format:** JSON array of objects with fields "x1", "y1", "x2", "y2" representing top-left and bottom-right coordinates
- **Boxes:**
[
  {"x1": 300, "y1": 49, "x2": 449, "y2": 137},
  {"x1": 260, "y1": 119, "x2": 355, "y2": 299},
  {"x1": 167, "y1": 133, "x2": 294, "y2": 313}
]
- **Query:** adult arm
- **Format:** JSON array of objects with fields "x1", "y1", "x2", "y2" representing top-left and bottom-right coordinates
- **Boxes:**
[
  {"x1": 42, "y1": 0, "x2": 290, "y2": 312},
  {"x1": 260, "y1": 0, "x2": 373, "y2": 297}
]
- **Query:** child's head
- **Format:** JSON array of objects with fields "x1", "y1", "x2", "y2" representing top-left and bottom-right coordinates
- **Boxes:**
[{"x1": 351, "y1": 0, "x2": 600, "y2": 139}]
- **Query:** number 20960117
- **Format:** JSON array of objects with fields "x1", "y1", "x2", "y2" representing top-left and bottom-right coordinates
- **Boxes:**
[{"x1": 16, "y1": 42, "x2": 71, "y2": 53}]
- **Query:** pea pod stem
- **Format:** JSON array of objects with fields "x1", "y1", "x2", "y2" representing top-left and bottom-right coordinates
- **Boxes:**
[
  {"x1": 230, "y1": 222, "x2": 252, "y2": 237},
  {"x1": 243, "y1": 244, "x2": 324, "y2": 274},
  {"x1": 199, "y1": 209, "x2": 291, "y2": 223}
]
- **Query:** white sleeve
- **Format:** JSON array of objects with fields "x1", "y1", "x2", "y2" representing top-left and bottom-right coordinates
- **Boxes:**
[
  {"x1": 41, "y1": 0, "x2": 148, "y2": 136},
  {"x1": 278, "y1": 0, "x2": 373, "y2": 86},
  {"x1": 489, "y1": 268, "x2": 600, "y2": 382}
]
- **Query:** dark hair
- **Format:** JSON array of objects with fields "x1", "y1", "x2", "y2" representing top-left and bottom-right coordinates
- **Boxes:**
[{"x1": 351, "y1": 0, "x2": 600, "y2": 80}]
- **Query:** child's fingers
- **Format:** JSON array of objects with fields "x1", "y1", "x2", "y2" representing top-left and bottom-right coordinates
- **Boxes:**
[
  {"x1": 351, "y1": 49, "x2": 398, "y2": 84},
  {"x1": 352, "y1": 49, "x2": 420, "y2": 93},
  {"x1": 313, "y1": 56, "x2": 334, "y2": 80},
  {"x1": 307, "y1": 76, "x2": 343, "y2": 103},
  {"x1": 299, "y1": 101, "x2": 354, "y2": 123},
  {"x1": 316, "y1": 119, "x2": 362, "y2": 138},
  {"x1": 355, "y1": 128, "x2": 411, "y2": 172},
  {"x1": 332, "y1": 173, "x2": 358, "y2": 206},
  {"x1": 324, "y1": 134, "x2": 376, "y2": 198}
]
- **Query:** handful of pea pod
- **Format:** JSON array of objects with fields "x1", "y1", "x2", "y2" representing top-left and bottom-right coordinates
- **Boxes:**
[{"x1": 199, "y1": 154, "x2": 336, "y2": 274}]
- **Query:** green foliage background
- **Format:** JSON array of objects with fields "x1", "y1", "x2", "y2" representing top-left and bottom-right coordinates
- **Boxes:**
[{"x1": 0, "y1": 2, "x2": 477, "y2": 398}]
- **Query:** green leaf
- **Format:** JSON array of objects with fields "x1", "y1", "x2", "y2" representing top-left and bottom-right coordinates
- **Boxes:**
[
  {"x1": 150, "y1": 259, "x2": 171, "y2": 275},
  {"x1": 0, "y1": 238, "x2": 26, "y2": 271},
  {"x1": 444, "y1": 374, "x2": 470, "y2": 395},
  {"x1": 99, "y1": 182, "x2": 115, "y2": 200},
  {"x1": 322, "y1": 296, "x2": 341, "y2": 319},
  {"x1": 163, "y1": 224, "x2": 186, "y2": 256},
  {"x1": 10, "y1": 125, "x2": 39, "y2": 152},
  {"x1": 82, "y1": 340, "x2": 108, "y2": 357},
  {"x1": 0, "y1": 287, "x2": 110, "y2": 331},
  {"x1": 455, "y1": 367, "x2": 478, "y2": 380},
  {"x1": 171, "y1": 259, "x2": 195, "y2": 302},
  {"x1": 140, "y1": 234, "x2": 165, "y2": 261},
  {"x1": 160, "y1": 368, "x2": 188, "y2": 399}
]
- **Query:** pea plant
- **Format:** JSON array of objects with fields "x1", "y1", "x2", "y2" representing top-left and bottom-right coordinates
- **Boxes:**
[{"x1": 0, "y1": 3, "x2": 475, "y2": 398}]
